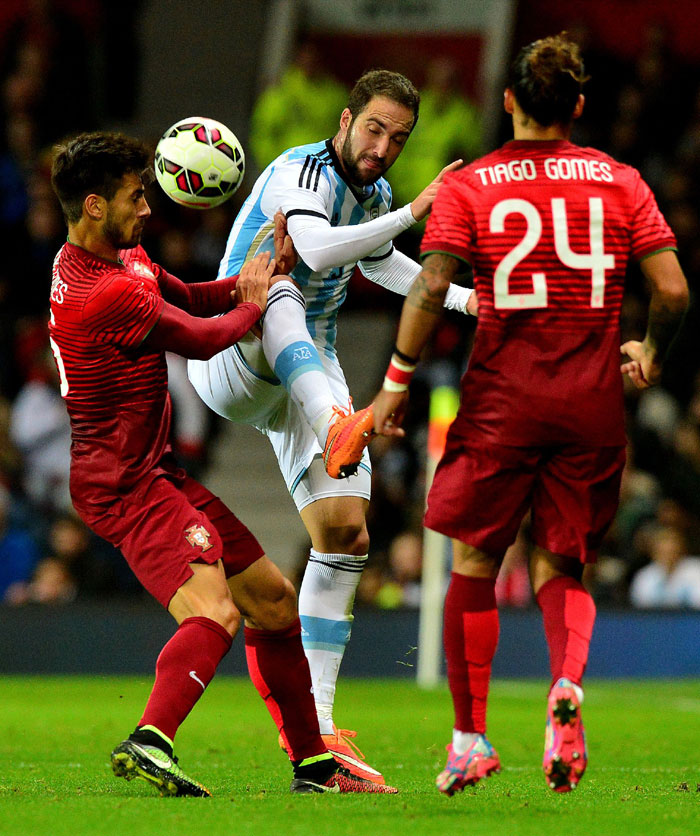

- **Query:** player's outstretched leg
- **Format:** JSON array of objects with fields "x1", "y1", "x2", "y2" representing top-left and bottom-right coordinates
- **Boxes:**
[
  {"x1": 435, "y1": 736, "x2": 501, "y2": 796},
  {"x1": 290, "y1": 758, "x2": 398, "y2": 794},
  {"x1": 323, "y1": 403, "x2": 375, "y2": 478},
  {"x1": 111, "y1": 737, "x2": 211, "y2": 797},
  {"x1": 543, "y1": 677, "x2": 587, "y2": 792}
]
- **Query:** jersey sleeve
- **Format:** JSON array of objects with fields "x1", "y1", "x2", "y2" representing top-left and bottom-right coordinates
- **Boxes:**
[
  {"x1": 83, "y1": 271, "x2": 164, "y2": 348},
  {"x1": 420, "y1": 172, "x2": 475, "y2": 265},
  {"x1": 359, "y1": 246, "x2": 473, "y2": 313},
  {"x1": 629, "y1": 172, "x2": 677, "y2": 261},
  {"x1": 259, "y1": 155, "x2": 333, "y2": 222}
]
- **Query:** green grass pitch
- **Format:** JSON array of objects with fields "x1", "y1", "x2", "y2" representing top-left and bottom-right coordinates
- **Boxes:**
[{"x1": 0, "y1": 676, "x2": 697, "y2": 836}]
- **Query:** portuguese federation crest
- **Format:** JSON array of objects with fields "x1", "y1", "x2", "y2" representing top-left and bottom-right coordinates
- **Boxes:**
[{"x1": 184, "y1": 524, "x2": 213, "y2": 552}]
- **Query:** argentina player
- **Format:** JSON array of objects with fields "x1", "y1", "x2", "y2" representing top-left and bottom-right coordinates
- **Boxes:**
[{"x1": 188, "y1": 70, "x2": 476, "y2": 784}]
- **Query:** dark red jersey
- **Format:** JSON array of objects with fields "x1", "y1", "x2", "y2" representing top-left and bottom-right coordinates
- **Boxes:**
[
  {"x1": 49, "y1": 242, "x2": 173, "y2": 509},
  {"x1": 422, "y1": 139, "x2": 676, "y2": 446}
]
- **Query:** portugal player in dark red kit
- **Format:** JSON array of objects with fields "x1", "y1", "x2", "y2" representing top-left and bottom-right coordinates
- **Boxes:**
[
  {"x1": 49, "y1": 132, "x2": 397, "y2": 797},
  {"x1": 372, "y1": 35, "x2": 689, "y2": 795}
]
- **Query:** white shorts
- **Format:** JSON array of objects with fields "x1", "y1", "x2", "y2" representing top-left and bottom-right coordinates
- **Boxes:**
[{"x1": 188, "y1": 335, "x2": 371, "y2": 512}]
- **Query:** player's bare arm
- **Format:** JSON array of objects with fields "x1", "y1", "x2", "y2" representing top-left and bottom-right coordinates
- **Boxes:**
[
  {"x1": 620, "y1": 250, "x2": 688, "y2": 389},
  {"x1": 374, "y1": 253, "x2": 460, "y2": 436},
  {"x1": 233, "y1": 251, "x2": 275, "y2": 314},
  {"x1": 406, "y1": 252, "x2": 459, "y2": 317},
  {"x1": 410, "y1": 160, "x2": 463, "y2": 221}
]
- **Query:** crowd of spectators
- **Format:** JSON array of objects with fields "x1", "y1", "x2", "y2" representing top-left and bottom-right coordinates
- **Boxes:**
[{"x1": 1, "y1": 6, "x2": 699, "y2": 612}]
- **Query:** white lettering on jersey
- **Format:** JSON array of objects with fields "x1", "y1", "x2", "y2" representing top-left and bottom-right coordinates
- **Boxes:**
[
  {"x1": 544, "y1": 157, "x2": 614, "y2": 182},
  {"x1": 475, "y1": 158, "x2": 614, "y2": 185},
  {"x1": 50, "y1": 251, "x2": 68, "y2": 304},
  {"x1": 475, "y1": 159, "x2": 536, "y2": 185}
]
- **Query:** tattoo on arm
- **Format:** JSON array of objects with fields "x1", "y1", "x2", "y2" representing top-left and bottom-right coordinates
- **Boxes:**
[{"x1": 406, "y1": 253, "x2": 458, "y2": 314}]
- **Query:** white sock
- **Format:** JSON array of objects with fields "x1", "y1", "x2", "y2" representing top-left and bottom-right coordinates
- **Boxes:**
[
  {"x1": 298, "y1": 549, "x2": 368, "y2": 735},
  {"x1": 261, "y1": 281, "x2": 336, "y2": 444},
  {"x1": 452, "y1": 729, "x2": 481, "y2": 755}
]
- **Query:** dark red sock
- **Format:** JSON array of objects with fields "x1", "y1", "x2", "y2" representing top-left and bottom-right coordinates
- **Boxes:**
[
  {"x1": 443, "y1": 573, "x2": 499, "y2": 734},
  {"x1": 139, "y1": 616, "x2": 232, "y2": 742},
  {"x1": 245, "y1": 618, "x2": 326, "y2": 762},
  {"x1": 536, "y1": 575, "x2": 596, "y2": 687}
]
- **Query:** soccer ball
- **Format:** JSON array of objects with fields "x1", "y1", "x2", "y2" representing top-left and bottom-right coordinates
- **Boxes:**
[{"x1": 154, "y1": 117, "x2": 245, "y2": 209}]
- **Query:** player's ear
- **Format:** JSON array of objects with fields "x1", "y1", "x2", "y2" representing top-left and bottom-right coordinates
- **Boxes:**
[
  {"x1": 503, "y1": 88, "x2": 515, "y2": 114},
  {"x1": 84, "y1": 193, "x2": 105, "y2": 221},
  {"x1": 339, "y1": 107, "x2": 352, "y2": 132},
  {"x1": 573, "y1": 94, "x2": 585, "y2": 120}
]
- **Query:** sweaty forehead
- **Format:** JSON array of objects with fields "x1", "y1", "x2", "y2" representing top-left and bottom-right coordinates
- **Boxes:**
[{"x1": 360, "y1": 95, "x2": 415, "y2": 134}]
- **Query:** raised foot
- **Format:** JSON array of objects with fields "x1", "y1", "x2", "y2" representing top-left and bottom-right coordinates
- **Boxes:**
[
  {"x1": 543, "y1": 678, "x2": 587, "y2": 793},
  {"x1": 323, "y1": 404, "x2": 375, "y2": 479}
]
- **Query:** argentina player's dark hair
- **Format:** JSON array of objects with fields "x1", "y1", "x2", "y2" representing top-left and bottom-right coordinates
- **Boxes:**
[
  {"x1": 51, "y1": 132, "x2": 152, "y2": 224},
  {"x1": 347, "y1": 69, "x2": 420, "y2": 129},
  {"x1": 508, "y1": 33, "x2": 588, "y2": 127}
]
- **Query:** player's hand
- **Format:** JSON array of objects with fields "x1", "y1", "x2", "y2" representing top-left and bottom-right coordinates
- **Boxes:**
[
  {"x1": 373, "y1": 388, "x2": 408, "y2": 437},
  {"x1": 410, "y1": 159, "x2": 463, "y2": 222},
  {"x1": 233, "y1": 252, "x2": 275, "y2": 315},
  {"x1": 620, "y1": 340, "x2": 662, "y2": 389},
  {"x1": 466, "y1": 288, "x2": 479, "y2": 316},
  {"x1": 273, "y1": 210, "x2": 298, "y2": 275}
]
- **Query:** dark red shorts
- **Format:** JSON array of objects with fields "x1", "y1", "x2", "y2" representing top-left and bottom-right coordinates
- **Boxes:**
[
  {"x1": 76, "y1": 472, "x2": 264, "y2": 608},
  {"x1": 424, "y1": 438, "x2": 626, "y2": 564}
]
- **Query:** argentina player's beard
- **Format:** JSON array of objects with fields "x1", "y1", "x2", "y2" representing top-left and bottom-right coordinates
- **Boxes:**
[{"x1": 340, "y1": 129, "x2": 387, "y2": 187}]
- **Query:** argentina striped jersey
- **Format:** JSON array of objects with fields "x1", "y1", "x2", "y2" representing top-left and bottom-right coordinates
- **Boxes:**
[{"x1": 218, "y1": 139, "x2": 393, "y2": 357}]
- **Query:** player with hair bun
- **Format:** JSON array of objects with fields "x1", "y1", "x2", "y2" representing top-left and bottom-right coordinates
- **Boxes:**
[{"x1": 373, "y1": 33, "x2": 689, "y2": 795}]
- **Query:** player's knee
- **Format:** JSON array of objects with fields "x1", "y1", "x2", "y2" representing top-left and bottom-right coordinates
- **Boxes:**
[
  {"x1": 170, "y1": 566, "x2": 241, "y2": 636},
  {"x1": 206, "y1": 599, "x2": 241, "y2": 636},
  {"x1": 177, "y1": 598, "x2": 239, "y2": 636},
  {"x1": 529, "y1": 546, "x2": 583, "y2": 594},
  {"x1": 453, "y1": 542, "x2": 500, "y2": 578},
  {"x1": 246, "y1": 576, "x2": 298, "y2": 631},
  {"x1": 320, "y1": 520, "x2": 369, "y2": 556}
]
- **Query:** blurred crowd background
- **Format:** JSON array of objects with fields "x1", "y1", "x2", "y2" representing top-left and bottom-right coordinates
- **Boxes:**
[{"x1": 1, "y1": 0, "x2": 700, "y2": 612}]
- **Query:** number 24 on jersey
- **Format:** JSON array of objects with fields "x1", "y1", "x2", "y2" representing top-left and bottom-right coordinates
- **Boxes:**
[{"x1": 491, "y1": 197, "x2": 615, "y2": 310}]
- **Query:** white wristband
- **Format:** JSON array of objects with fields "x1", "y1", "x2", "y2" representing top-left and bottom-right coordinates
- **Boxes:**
[{"x1": 383, "y1": 377, "x2": 409, "y2": 393}]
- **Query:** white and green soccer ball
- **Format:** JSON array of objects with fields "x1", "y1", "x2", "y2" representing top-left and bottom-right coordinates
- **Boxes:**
[{"x1": 154, "y1": 116, "x2": 245, "y2": 209}]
